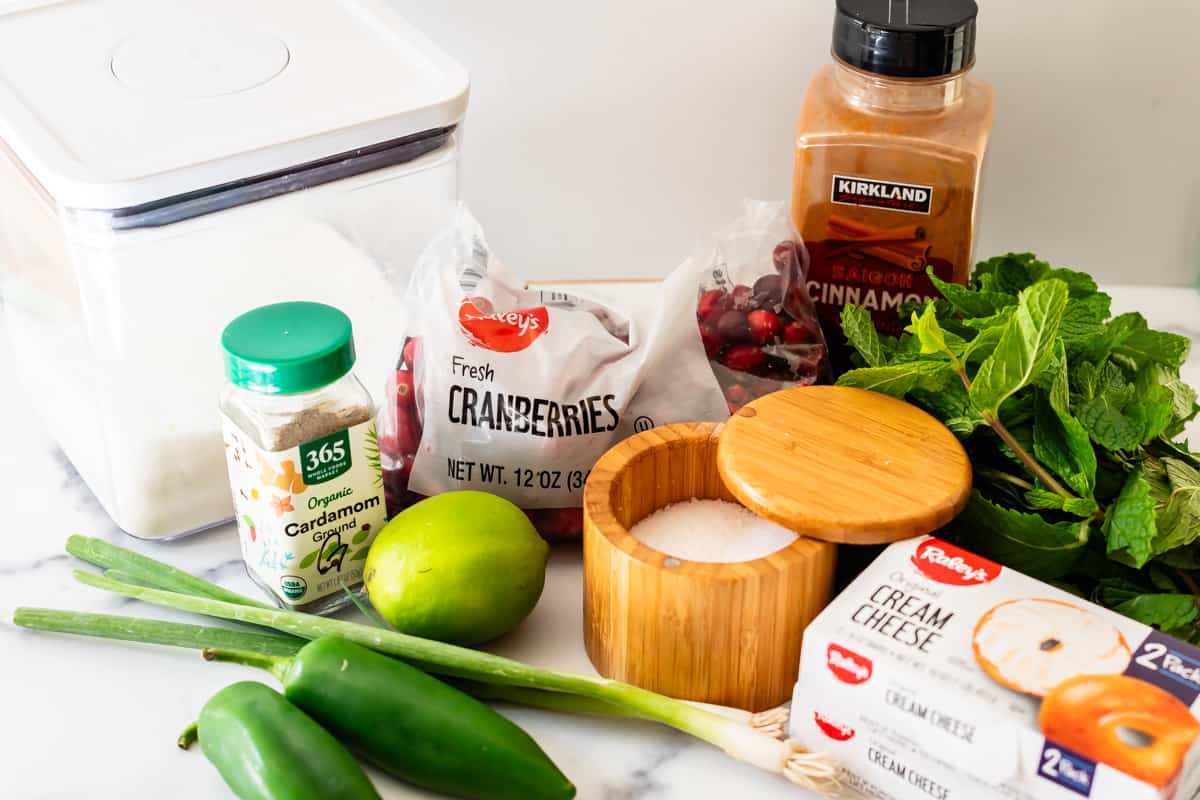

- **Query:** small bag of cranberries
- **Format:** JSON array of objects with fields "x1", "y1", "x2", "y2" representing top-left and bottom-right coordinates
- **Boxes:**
[
  {"x1": 377, "y1": 205, "x2": 728, "y2": 541},
  {"x1": 681, "y1": 200, "x2": 831, "y2": 412},
  {"x1": 378, "y1": 202, "x2": 827, "y2": 541}
]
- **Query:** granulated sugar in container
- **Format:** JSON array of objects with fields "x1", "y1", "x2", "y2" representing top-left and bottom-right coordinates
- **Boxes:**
[{"x1": 0, "y1": 0, "x2": 468, "y2": 538}]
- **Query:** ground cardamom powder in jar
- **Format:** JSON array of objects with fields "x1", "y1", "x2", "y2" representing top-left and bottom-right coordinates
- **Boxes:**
[{"x1": 219, "y1": 301, "x2": 387, "y2": 615}]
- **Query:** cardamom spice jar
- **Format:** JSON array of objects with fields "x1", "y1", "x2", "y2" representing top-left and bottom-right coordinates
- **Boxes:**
[{"x1": 220, "y1": 301, "x2": 386, "y2": 614}]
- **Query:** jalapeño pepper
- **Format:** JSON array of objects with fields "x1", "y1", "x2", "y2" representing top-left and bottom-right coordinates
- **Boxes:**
[
  {"x1": 188, "y1": 681, "x2": 380, "y2": 800},
  {"x1": 204, "y1": 637, "x2": 575, "y2": 800}
]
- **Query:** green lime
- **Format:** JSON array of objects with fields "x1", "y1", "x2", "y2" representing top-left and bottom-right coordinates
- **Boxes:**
[{"x1": 363, "y1": 491, "x2": 549, "y2": 645}]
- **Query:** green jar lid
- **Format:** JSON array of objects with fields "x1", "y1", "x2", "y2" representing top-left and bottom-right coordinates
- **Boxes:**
[{"x1": 222, "y1": 302, "x2": 356, "y2": 395}]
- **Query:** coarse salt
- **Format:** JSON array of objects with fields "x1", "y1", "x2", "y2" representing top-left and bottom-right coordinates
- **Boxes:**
[{"x1": 630, "y1": 498, "x2": 799, "y2": 563}]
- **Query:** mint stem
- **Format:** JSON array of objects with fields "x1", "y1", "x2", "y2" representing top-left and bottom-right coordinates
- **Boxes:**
[
  {"x1": 977, "y1": 467, "x2": 1034, "y2": 492},
  {"x1": 983, "y1": 412, "x2": 1074, "y2": 499},
  {"x1": 953, "y1": 366, "x2": 1075, "y2": 501}
]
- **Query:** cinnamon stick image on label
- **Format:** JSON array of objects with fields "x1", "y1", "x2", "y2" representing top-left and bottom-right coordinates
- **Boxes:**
[{"x1": 826, "y1": 215, "x2": 931, "y2": 272}]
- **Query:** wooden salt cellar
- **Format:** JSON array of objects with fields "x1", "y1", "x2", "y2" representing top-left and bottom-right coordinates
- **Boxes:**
[{"x1": 583, "y1": 386, "x2": 971, "y2": 711}]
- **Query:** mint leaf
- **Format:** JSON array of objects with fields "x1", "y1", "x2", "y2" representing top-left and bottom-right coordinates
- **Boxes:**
[
  {"x1": 1151, "y1": 437, "x2": 1200, "y2": 469},
  {"x1": 1070, "y1": 291, "x2": 1112, "y2": 319},
  {"x1": 1093, "y1": 312, "x2": 1192, "y2": 370},
  {"x1": 1119, "y1": 327, "x2": 1191, "y2": 370},
  {"x1": 962, "y1": 324, "x2": 1006, "y2": 364},
  {"x1": 910, "y1": 383, "x2": 984, "y2": 437},
  {"x1": 1077, "y1": 363, "x2": 1173, "y2": 450},
  {"x1": 969, "y1": 280, "x2": 1070, "y2": 418},
  {"x1": 1044, "y1": 267, "x2": 1101, "y2": 298},
  {"x1": 1032, "y1": 342, "x2": 1097, "y2": 497},
  {"x1": 962, "y1": 306, "x2": 1015, "y2": 331},
  {"x1": 1159, "y1": 544, "x2": 1200, "y2": 569},
  {"x1": 927, "y1": 268, "x2": 1014, "y2": 318},
  {"x1": 1093, "y1": 577, "x2": 1146, "y2": 607},
  {"x1": 1168, "y1": 389, "x2": 1199, "y2": 435},
  {"x1": 972, "y1": 254, "x2": 1050, "y2": 293},
  {"x1": 840, "y1": 305, "x2": 890, "y2": 368},
  {"x1": 836, "y1": 361, "x2": 955, "y2": 398},
  {"x1": 1074, "y1": 312, "x2": 1139, "y2": 365},
  {"x1": 1113, "y1": 594, "x2": 1199, "y2": 631},
  {"x1": 948, "y1": 491, "x2": 1089, "y2": 580},
  {"x1": 1024, "y1": 488, "x2": 1098, "y2": 517},
  {"x1": 1145, "y1": 365, "x2": 1199, "y2": 435},
  {"x1": 1149, "y1": 566, "x2": 1179, "y2": 592},
  {"x1": 1073, "y1": 361, "x2": 1102, "y2": 401},
  {"x1": 1127, "y1": 366, "x2": 1174, "y2": 444},
  {"x1": 1151, "y1": 457, "x2": 1200, "y2": 556},
  {"x1": 1059, "y1": 296, "x2": 1111, "y2": 356},
  {"x1": 1078, "y1": 382, "x2": 1141, "y2": 451},
  {"x1": 1103, "y1": 471, "x2": 1157, "y2": 567},
  {"x1": 908, "y1": 302, "x2": 964, "y2": 364}
]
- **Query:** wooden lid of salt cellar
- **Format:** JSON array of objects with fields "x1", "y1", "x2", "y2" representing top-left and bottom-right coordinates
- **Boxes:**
[{"x1": 716, "y1": 385, "x2": 972, "y2": 545}]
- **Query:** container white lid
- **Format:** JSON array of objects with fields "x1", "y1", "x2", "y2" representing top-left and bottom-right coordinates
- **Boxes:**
[{"x1": 0, "y1": 0, "x2": 469, "y2": 210}]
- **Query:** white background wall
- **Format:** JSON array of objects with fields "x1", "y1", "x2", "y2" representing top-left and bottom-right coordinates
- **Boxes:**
[{"x1": 397, "y1": 0, "x2": 1199, "y2": 285}]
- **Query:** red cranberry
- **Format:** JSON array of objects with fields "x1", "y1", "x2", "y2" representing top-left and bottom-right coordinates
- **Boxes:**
[
  {"x1": 527, "y1": 507, "x2": 584, "y2": 540},
  {"x1": 699, "y1": 323, "x2": 722, "y2": 358},
  {"x1": 747, "y1": 309, "x2": 781, "y2": 343},
  {"x1": 731, "y1": 284, "x2": 753, "y2": 310},
  {"x1": 395, "y1": 370, "x2": 416, "y2": 406},
  {"x1": 401, "y1": 338, "x2": 420, "y2": 370},
  {"x1": 773, "y1": 241, "x2": 802, "y2": 274},
  {"x1": 725, "y1": 384, "x2": 750, "y2": 404},
  {"x1": 752, "y1": 274, "x2": 783, "y2": 306},
  {"x1": 379, "y1": 434, "x2": 402, "y2": 458},
  {"x1": 393, "y1": 407, "x2": 422, "y2": 454},
  {"x1": 782, "y1": 319, "x2": 820, "y2": 345},
  {"x1": 723, "y1": 344, "x2": 767, "y2": 373},
  {"x1": 787, "y1": 349, "x2": 825, "y2": 379},
  {"x1": 792, "y1": 363, "x2": 820, "y2": 384},
  {"x1": 716, "y1": 310, "x2": 750, "y2": 342},
  {"x1": 697, "y1": 289, "x2": 731, "y2": 322}
]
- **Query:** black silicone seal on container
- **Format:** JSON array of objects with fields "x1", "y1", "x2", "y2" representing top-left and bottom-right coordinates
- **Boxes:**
[{"x1": 833, "y1": 0, "x2": 978, "y2": 78}]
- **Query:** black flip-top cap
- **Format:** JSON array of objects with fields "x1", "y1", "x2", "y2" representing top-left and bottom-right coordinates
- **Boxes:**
[{"x1": 833, "y1": 0, "x2": 978, "y2": 78}]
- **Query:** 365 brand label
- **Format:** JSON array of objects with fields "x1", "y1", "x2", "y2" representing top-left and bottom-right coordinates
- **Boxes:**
[{"x1": 222, "y1": 416, "x2": 386, "y2": 608}]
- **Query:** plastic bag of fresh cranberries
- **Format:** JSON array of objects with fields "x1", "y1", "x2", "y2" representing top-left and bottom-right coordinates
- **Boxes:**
[
  {"x1": 378, "y1": 206, "x2": 729, "y2": 541},
  {"x1": 680, "y1": 200, "x2": 831, "y2": 412}
]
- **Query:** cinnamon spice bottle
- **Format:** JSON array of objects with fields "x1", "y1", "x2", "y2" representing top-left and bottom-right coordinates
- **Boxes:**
[{"x1": 792, "y1": 0, "x2": 993, "y2": 369}]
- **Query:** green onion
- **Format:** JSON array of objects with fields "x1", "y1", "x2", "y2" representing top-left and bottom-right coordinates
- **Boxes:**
[
  {"x1": 13, "y1": 606, "x2": 785, "y2": 737},
  {"x1": 68, "y1": 569, "x2": 837, "y2": 792},
  {"x1": 12, "y1": 608, "x2": 303, "y2": 655},
  {"x1": 445, "y1": 680, "x2": 789, "y2": 738},
  {"x1": 66, "y1": 535, "x2": 271, "y2": 609}
]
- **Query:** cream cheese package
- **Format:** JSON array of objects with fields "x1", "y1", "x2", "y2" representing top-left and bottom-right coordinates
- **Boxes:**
[{"x1": 790, "y1": 536, "x2": 1200, "y2": 800}]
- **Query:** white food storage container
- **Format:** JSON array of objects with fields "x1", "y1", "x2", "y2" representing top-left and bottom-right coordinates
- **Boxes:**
[{"x1": 0, "y1": 0, "x2": 468, "y2": 539}]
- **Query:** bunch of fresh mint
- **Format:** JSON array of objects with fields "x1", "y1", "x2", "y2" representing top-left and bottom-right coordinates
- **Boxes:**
[{"x1": 837, "y1": 254, "x2": 1200, "y2": 641}]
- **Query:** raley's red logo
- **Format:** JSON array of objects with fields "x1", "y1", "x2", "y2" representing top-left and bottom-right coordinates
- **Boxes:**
[
  {"x1": 827, "y1": 644, "x2": 872, "y2": 685},
  {"x1": 911, "y1": 539, "x2": 1000, "y2": 586},
  {"x1": 457, "y1": 299, "x2": 549, "y2": 353},
  {"x1": 813, "y1": 711, "x2": 855, "y2": 742}
]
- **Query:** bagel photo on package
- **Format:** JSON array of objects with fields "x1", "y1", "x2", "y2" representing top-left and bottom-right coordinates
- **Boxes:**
[{"x1": 788, "y1": 535, "x2": 1200, "y2": 800}]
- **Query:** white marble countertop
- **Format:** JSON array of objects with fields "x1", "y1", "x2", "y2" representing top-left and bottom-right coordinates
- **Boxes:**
[{"x1": 2, "y1": 283, "x2": 1198, "y2": 800}]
